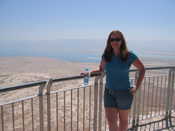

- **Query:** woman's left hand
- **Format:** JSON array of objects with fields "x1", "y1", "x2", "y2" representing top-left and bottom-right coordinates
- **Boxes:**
[{"x1": 129, "y1": 86, "x2": 137, "y2": 96}]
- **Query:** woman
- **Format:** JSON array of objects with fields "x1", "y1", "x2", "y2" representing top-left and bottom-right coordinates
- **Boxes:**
[{"x1": 98, "y1": 30, "x2": 145, "y2": 131}]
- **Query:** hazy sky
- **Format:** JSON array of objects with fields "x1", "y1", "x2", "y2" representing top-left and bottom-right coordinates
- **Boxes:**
[{"x1": 0, "y1": 0, "x2": 175, "y2": 41}]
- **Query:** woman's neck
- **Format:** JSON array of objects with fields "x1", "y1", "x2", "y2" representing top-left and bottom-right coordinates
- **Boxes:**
[{"x1": 113, "y1": 48, "x2": 120, "y2": 56}]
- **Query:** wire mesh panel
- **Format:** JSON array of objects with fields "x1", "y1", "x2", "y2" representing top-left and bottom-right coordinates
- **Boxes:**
[
  {"x1": 47, "y1": 85, "x2": 95, "y2": 131},
  {"x1": 128, "y1": 68, "x2": 175, "y2": 131},
  {"x1": 0, "y1": 95, "x2": 44, "y2": 131}
]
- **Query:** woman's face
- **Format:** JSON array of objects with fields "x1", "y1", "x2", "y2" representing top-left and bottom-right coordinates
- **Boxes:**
[{"x1": 110, "y1": 33, "x2": 122, "y2": 50}]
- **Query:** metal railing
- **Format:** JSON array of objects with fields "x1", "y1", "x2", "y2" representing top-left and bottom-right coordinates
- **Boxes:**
[{"x1": 0, "y1": 66, "x2": 175, "y2": 131}]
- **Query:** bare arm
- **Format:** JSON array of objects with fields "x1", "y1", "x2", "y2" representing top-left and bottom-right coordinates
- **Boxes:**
[
  {"x1": 90, "y1": 58, "x2": 106, "y2": 74},
  {"x1": 80, "y1": 58, "x2": 106, "y2": 76},
  {"x1": 99, "y1": 58, "x2": 106, "y2": 72},
  {"x1": 132, "y1": 58, "x2": 145, "y2": 91}
]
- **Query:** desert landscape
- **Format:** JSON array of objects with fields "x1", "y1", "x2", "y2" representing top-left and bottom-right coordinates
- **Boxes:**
[
  {"x1": 0, "y1": 56, "x2": 175, "y2": 131},
  {"x1": 0, "y1": 56, "x2": 174, "y2": 88}
]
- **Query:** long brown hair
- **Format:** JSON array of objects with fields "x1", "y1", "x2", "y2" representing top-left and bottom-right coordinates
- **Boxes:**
[{"x1": 102, "y1": 30, "x2": 129, "y2": 62}]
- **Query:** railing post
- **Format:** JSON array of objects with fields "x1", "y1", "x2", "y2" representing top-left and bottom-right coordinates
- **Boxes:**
[
  {"x1": 167, "y1": 68, "x2": 175, "y2": 127},
  {"x1": 38, "y1": 83, "x2": 46, "y2": 131},
  {"x1": 1, "y1": 106, "x2": 4, "y2": 131},
  {"x1": 131, "y1": 71, "x2": 140, "y2": 131},
  {"x1": 93, "y1": 76, "x2": 100, "y2": 131},
  {"x1": 46, "y1": 79, "x2": 53, "y2": 131},
  {"x1": 136, "y1": 71, "x2": 142, "y2": 130},
  {"x1": 98, "y1": 72, "x2": 105, "y2": 131},
  {"x1": 165, "y1": 68, "x2": 173, "y2": 128}
]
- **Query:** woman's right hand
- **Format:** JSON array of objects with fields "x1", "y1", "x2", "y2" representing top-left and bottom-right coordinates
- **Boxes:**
[
  {"x1": 80, "y1": 71, "x2": 88, "y2": 76},
  {"x1": 80, "y1": 69, "x2": 100, "y2": 76}
]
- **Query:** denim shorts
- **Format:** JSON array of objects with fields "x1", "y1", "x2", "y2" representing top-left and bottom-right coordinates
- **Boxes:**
[{"x1": 104, "y1": 87, "x2": 134, "y2": 110}]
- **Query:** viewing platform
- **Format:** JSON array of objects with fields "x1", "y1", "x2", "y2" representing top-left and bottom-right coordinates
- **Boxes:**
[{"x1": 0, "y1": 66, "x2": 175, "y2": 131}]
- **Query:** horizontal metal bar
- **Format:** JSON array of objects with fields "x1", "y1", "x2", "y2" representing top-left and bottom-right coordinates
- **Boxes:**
[
  {"x1": 0, "y1": 95, "x2": 37, "y2": 106},
  {"x1": 0, "y1": 80, "x2": 47, "y2": 93},
  {"x1": 129, "y1": 66, "x2": 175, "y2": 72},
  {"x1": 0, "y1": 66, "x2": 174, "y2": 93},
  {"x1": 0, "y1": 71, "x2": 101, "y2": 93},
  {"x1": 50, "y1": 84, "x2": 92, "y2": 95},
  {"x1": 136, "y1": 118, "x2": 166, "y2": 127},
  {"x1": 52, "y1": 71, "x2": 103, "y2": 83}
]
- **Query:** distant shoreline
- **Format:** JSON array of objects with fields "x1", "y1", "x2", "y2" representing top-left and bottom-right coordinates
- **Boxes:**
[{"x1": 0, "y1": 55, "x2": 175, "y2": 63}]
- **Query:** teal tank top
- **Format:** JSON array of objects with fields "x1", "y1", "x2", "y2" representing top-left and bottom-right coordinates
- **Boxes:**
[{"x1": 104, "y1": 51, "x2": 138, "y2": 91}]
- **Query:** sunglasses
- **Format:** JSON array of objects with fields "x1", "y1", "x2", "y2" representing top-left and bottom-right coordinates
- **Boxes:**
[{"x1": 110, "y1": 38, "x2": 121, "y2": 42}]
